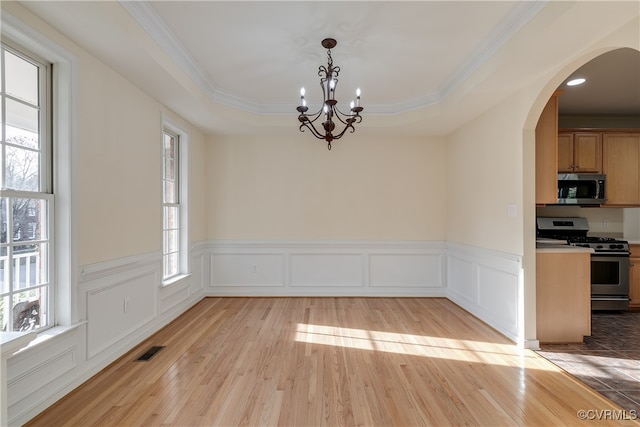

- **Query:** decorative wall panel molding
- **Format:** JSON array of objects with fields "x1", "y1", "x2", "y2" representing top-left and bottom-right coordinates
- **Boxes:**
[
  {"x1": 7, "y1": 247, "x2": 206, "y2": 426},
  {"x1": 446, "y1": 242, "x2": 523, "y2": 344},
  {"x1": 159, "y1": 279, "x2": 191, "y2": 314},
  {"x1": 290, "y1": 253, "x2": 364, "y2": 288},
  {"x1": 211, "y1": 253, "x2": 285, "y2": 287},
  {"x1": 207, "y1": 240, "x2": 447, "y2": 296},
  {"x1": 86, "y1": 270, "x2": 158, "y2": 359},
  {"x1": 6, "y1": 324, "x2": 85, "y2": 425},
  {"x1": 369, "y1": 253, "x2": 442, "y2": 288},
  {"x1": 8, "y1": 346, "x2": 77, "y2": 407}
]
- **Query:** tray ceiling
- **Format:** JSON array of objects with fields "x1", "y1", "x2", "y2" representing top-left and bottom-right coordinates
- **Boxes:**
[{"x1": 13, "y1": 1, "x2": 640, "y2": 136}]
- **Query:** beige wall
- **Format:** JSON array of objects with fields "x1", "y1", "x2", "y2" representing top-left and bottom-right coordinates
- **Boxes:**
[
  {"x1": 76, "y1": 56, "x2": 161, "y2": 265},
  {"x1": 205, "y1": 133, "x2": 447, "y2": 241},
  {"x1": 3, "y1": 2, "x2": 209, "y2": 267},
  {"x1": 446, "y1": 96, "x2": 529, "y2": 255},
  {"x1": 187, "y1": 126, "x2": 208, "y2": 245},
  {"x1": 75, "y1": 61, "x2": 208, "y2": 266}
]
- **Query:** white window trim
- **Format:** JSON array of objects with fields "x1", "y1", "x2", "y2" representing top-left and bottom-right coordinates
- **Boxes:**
[
  {"x1": 161, "y1": 115, "x2": 190, "y2": 286},
  {"x1": 2, "y1": 11, "x2": 78, "y2": 328}
]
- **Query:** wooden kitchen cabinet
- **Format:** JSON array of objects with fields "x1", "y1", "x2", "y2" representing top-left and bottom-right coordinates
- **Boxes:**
[
  {"x1": 603, "y1": 133, "x2": 640, "y2": 206},
  {"x1": 558, "y1": 132, "x2": 602, "y2": 173},
  {"x1": 630, "y1": 244, "x2": 640, "y2": 310},
  {"x1": 536, "y1": 92, "x2": 561, "y2": 205},
  {"x1": 536, "y1": 249, "x2": 591, "y2": 343}
]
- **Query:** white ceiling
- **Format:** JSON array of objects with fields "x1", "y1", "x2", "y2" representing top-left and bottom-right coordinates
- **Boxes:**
[
  {"x1": 127, "y1": 1, "x2": 540, "y2": 115},
  {"x1": 14, "y1": 1, "x2": 640, "y2": 136}
]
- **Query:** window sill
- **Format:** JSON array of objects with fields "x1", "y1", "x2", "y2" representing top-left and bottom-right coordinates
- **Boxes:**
[
  {"x1": 161, "y1": 273, "x2": 192, "y2": 288},
  {"x1": 7, "y1": 321, "x2": 87, "y2": 355},
  {"x1": 1, "y1": 331, "x2": 37, "y2": 358}
]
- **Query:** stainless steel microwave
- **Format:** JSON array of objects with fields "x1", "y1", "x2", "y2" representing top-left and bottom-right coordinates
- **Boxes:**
[{"x1": 557, "y1": 173, "x2": 606, "y2": 205}]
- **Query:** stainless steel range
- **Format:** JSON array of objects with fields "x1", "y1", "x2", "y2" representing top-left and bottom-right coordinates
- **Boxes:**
[{"x1": 537, "y1": 217, "x2": 630, "y2": 311}]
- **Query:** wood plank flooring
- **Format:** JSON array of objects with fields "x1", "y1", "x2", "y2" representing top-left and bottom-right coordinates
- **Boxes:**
[{"x1": 26, "y1": 298, "x2": 640, "y2": 426}]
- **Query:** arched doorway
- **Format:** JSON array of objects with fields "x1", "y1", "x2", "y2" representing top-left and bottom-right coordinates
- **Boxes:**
[{"x1": 523, "y1": 47, "x2": 640, "y2": 348}]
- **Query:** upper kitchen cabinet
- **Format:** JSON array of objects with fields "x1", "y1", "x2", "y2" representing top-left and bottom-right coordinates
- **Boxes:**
[
  {"x1": 603, "y1": 133, "x2": 640, "y2": 206},
  {"x1": 558, "y1": 132, "x2": 602, "y2": 173},
  {"x1": 536, "y1": 92, "x2": 561, "y2": 205}
]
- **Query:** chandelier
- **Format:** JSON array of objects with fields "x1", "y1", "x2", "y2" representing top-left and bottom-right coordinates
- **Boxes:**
[{"x1": 296, "y1": 38, "x2": 363, "y2": 150}]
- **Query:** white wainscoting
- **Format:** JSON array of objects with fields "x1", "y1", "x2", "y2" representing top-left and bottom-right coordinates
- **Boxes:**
[
  {"x1": 446, "y1": 242, "x2": 524, "y2": 345},
  {"x1": 7, "y1": 245, "x2": 207, "y2": 426},
  {"x1": 85, "y1": 268, "x2": 158, "y2": 359},
  {"x1": 7, "y1": 240, "x2": 528, "y2": 425},
  {"x1": 207, "y1": 240, "x2": 446, "y2": 297},
  {"x1": 6, "y1": 324, "x2": 85, "y2": 423}
]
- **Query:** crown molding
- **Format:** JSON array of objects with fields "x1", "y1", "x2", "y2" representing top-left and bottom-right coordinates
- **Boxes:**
[
  {"x1": 119, "y1": 1, "x2": 217, "y2": 98},
  {"x1": 120, "y1": 0, "x2": 547, "y2": 116},
  {"x1": 434, "y1": 0, "x2": 548, "y2": 102}
]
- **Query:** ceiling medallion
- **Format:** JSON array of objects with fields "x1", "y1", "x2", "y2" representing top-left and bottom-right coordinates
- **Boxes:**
[{"x1": 296, "y1": 38, "x2": 363, "y2": 150}]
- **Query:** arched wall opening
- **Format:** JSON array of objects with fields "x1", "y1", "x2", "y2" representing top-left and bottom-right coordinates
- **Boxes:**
[{"x1": 522, "y1": 46, "x2": 640, "y2": 347}]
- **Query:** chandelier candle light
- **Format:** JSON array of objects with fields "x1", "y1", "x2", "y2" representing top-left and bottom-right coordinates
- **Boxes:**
[{"x1": 296, "y1": 38, "x2": 363, "y2": 150}]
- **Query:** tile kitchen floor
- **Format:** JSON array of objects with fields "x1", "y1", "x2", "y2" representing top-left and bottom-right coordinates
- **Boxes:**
[{"x1": 537, "y1": 311, "x2": 640, "y2": 415}]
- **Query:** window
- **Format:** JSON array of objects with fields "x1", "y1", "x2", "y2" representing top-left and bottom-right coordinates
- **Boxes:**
[
  {"x1": 1, "y1": 43, "x2": 52, "y2": 332},
  {"x1": 162, "y1": 124, "x2": 188, "y2": 283}
]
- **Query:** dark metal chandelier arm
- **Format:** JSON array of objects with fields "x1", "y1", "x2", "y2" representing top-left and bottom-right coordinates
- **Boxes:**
[
  {"x1": 298, "y1": 111, "x2": 359, "y2": 142},
  {"x1": 331, "y1": 105, "x2": 363, "y2": 126},
  {"x1": 328, "y1": 118, "x2": 358, "y2": 141},
  {"x1": 298, "y1": 113, "x2": 327, "y2": 138}
]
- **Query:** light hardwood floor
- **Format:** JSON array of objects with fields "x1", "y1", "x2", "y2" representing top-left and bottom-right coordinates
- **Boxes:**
[{"x1": 26, "y1": 298, "x2": 640, "y2": 426}]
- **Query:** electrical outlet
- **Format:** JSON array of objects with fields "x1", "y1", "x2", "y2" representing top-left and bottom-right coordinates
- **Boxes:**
[
  {"x1": 124, "y1": 297, "x2": 130, "y2": 313},
  {"x1": 251, "y1": 264, "x2": 258, "y2": 273},
  {"x1": 603, "y1": 218, "x2": 609, "y2": 227}
]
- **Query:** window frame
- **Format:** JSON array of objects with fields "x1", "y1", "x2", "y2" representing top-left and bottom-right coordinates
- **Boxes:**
[
  {"x1": 2, "y1": 10, "x2": 78, "y2": 331},
  {"x1": 161, "y1": 118, "x2": 189, "y2": 285},
  {"x1": 1, "y1": 41, "x2": 54, "y2": 332}
]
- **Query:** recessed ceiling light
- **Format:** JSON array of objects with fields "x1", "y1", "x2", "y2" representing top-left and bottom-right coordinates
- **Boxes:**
[{"x1": 567, "y1": 78, "x2": 586, "y2": 86}]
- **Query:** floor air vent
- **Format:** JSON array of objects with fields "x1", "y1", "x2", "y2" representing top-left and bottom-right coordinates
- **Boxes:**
[{"x1": 135, "y1": 346, "x2": 165, "y2": 361}]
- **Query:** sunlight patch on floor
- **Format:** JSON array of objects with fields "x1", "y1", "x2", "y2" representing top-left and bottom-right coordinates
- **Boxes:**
[{"x1": 295, "y1": 323, "x2": 557, "y2": 370}]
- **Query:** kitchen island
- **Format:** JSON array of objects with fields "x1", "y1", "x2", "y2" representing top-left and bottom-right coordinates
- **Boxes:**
[{"x1": 536, "y1": 247, "x2": 593, "y2": 343}]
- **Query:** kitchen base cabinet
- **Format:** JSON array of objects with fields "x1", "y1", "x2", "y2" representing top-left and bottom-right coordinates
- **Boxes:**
[
  {"x1": 630, "y1": 244, "x2": 640, "y2": 310},
  {"x1": 536, "y1": 249, "x2": 591, "y2": 343}
]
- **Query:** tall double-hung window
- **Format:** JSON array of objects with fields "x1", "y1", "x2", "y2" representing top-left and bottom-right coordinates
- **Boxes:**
[
  {"x1": 162, "y1": 129, "x2": 180, "y2": 280},
  {"x1": 1, "y1": 43, "x2": 52, "y2": 332},
  {"x1": 162, "y1": 124, "x2": 188, "y2": 283}
]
